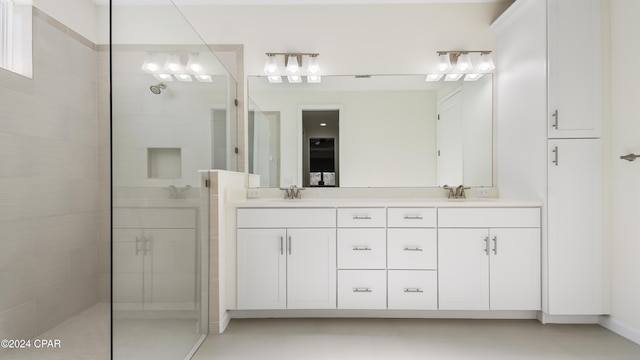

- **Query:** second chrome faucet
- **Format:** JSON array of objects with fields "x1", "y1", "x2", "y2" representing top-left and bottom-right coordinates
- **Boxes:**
[{"x1": 443, "y1": 185, "x2": 470, "y2": 199}]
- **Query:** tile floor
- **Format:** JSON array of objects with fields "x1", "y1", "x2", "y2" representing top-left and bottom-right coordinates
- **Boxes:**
[
  {"x1": 4, "y1": 307, "x2": 640, "y2": 360},
  {"x1": 192, "y1": 318, "x2": 640, "y2": 360},
  {"x1": 0, "y1": 303, "x2": 110, "y2": 360}
]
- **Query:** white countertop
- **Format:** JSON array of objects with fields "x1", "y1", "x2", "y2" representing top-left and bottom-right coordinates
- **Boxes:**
[{"x1": 233, "y1": 198, "x2": 541, "y2": 208}]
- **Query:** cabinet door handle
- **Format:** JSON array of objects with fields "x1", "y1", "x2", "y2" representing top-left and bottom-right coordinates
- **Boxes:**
[
  {"x1": 288, "y1": 236, "x2": 292, "y2": 255},
  {"x1": 552, "y1": 109, "x2": 559, "y2": 129},
  {"x1": 484, "y1": 236, "x2": 490, "y2": 255},
  {"x1": 353, "y1": 288, "x2": 372, "y2": 293},
  {"x1": 404, "y1": 247, "x2": 423, "y2": 252},
  {"x1": 403, "y1": 215, "x2": 423, "y2": 220},
  {"x1": 353, "y1": 215, "x2": 372, "y2": 220},
  {"x1": 492, "y1": 236, "x2": 498, "y2": 255},
  {"x1": 280, "y1": 236, "x2": 284, "y2": 255},
  {"x1": 404, "y1": 288, "x2": 424, "y2": 293},
  {"x1": 352, "y1": 246, "x2": 372, "y2": 251},
  {"x1": 135, "y1": 236, "x2": 142, "y2": 255},
  {"x1": 552, "y1": 146, "x2": 559, "y2": 166}
]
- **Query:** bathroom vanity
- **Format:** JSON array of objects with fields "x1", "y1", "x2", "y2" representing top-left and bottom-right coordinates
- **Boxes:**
[{"x1": 234, "y1": 199, "x2": 541, "y2": 316}]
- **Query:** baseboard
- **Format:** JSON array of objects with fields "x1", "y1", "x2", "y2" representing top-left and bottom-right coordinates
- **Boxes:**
[
  {"x1": 229, "y1": 309, "x2": 539, "y2": 320},
  {"x1": 538, "y1": 312, "x2": 599, "y2": 324},
  {"x1": 220, "y1": 311, "x2": 232, "y2": 333},
  {"x1": 599, "y1": 316, "x2": 640, "y2": 346}
]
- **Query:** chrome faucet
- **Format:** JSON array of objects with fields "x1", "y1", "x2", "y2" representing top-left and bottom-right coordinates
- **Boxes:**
[
  {"x1": 281, "y1": 185, "x2": 304, "y2": 199},
  {"x1": 443, "y1": 184, "x2": 469, "y2": 199}
]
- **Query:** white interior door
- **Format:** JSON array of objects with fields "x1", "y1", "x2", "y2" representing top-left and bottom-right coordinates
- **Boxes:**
[{"x1": 437, "y1": 89, "x2": 464, "y2": 186}]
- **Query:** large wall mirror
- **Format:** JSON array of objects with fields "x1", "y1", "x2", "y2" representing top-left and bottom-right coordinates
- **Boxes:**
[{"x1": 248, "y1": 74, "x2": 493, "y2": 188}]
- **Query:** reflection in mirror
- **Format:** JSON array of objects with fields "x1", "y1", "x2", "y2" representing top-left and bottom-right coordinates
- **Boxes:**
[{"x1": 248, "y1": 74, "x2": 493, "y2": 188}]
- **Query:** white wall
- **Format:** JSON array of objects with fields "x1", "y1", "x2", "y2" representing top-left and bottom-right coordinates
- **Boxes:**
[
  {"x1": 33, "y1": 0, "x2": 98, "y2": 42},
  {"x1": 250, "y1": 90, "x2": 438, "y2": 187},
  {"x1": 603, "y1": 0, "x2": 640, "y2": 344},
  {"x1": 99, "y1": 3, "x2": 510, "y2": 74}
]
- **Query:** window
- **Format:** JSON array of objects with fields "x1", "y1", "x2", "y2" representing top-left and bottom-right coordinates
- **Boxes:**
[{"x1": 0, "y1": 0, "x2": 32, "y2": 78}]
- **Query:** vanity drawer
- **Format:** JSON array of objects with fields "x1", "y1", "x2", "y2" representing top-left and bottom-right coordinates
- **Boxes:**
[
  {"x1": 387, "y1": 208, "x2": 436, "y2": 228},
  {"x1": 337, "y1": 270, "x2": 387, "y2": 309},
  {"x1": 337, "y1": 229, "x2": 386, "y2": 269},
  {"x1": 237, "y1": 208, "x2": 336, "y2": 228},
  {"x1": 387, "y1": 229, "x2": 437, "y2": 270},
  {"x1": 388, "y1": 270, "x2": 437, "y2": 310},
  {"x1": 438, "y1": 208, "x2": 540, "y2": 228},
  {"x1": 337, "y1": 208, "x2": 386, "y2": 228}
]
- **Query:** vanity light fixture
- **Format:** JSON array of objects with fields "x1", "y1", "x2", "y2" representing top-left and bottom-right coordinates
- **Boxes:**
[
  {"x1": 427, "y1": 50, "x2": 494, "y2": 82},
  {"x1": 264, "y1": 52, "x2": 321, "y2": 84}
]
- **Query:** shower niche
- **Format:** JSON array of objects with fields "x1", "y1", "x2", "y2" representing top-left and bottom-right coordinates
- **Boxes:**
[{"x1": 148, "y1": 147, "x2": 182, "y2": 179}]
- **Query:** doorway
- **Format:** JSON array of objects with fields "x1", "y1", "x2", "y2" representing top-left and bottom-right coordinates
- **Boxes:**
[{"x1": 302, "y1": 109, "x2": 340, "y2": 187}]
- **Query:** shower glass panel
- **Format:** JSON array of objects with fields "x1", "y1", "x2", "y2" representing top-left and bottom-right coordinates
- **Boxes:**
[{"x1": 110, "y1": 1, "x2": 237, "y2": 359}]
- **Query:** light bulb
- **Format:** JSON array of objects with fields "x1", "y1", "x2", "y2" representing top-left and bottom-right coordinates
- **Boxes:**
[
  {"x1": 307, "y1": 56, "x2": 321, "y2": 74},
  {"x1": 187, "y1": 53, "x2": 203, "y2": 73},
  {"x1": 426, "y1": 74, "x2": 444, "y2": 82},
  {"x1": 437, "y1": 53, "x2": 452, "y2": 73},
  {"x1": 141, "y1": 53, "x2": 161, "y2": 73},
  {"x1": 286, "y1": 55, "x2": 300, "y2": 75},
  {"x1": 455, "y1": 53, "x2": 473, "y2": 73},
  {"x1": 264, "y1": 55, "x2": 279, "y2": 75},
  {"x1": 164, "y1": 54, "x2": 184, "y2": 73},
  {"x1": 477, "y1": 53, "x2": 495, "y2": 73}
]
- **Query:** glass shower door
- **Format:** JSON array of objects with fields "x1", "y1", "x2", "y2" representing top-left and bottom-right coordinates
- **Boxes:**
[{"x1": 110, "y1": 1, "x2": 237, "y2": 358}]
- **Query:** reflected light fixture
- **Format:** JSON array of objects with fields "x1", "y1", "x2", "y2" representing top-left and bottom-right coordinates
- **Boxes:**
[
  {"x1": 164, "y1": 54, "x2": 184, "y2": 73},
  {"x1": 264, "y1": 52, "x2": 321, "y2": 84},
  {"x1": 428, "y1": 50, "x2": 494, "y2": 82},
  {"x1": 141, "y1": 52, "x2": 214, "y2": 83},
  {"x1": 141, "y1": 53, "x2": 161, "y2": 73},
  {"x1": 186, "y1": 53, "x2": 203, "y2": 73}
]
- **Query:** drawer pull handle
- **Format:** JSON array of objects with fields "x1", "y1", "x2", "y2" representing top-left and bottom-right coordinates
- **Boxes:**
[
  {"x1": 353, "y1": 246, "x2": 372, "y2": 251},
  {"x1": 353, "y1": 288, "x2": 372, "y2": 293},
  {"x1": 404, "y1": 288, "x2": 424, "y2": 293},
  {"x1": 404, "y1": 247, "x2": 423, "y2": 252},
  {"x1": 403, "y1": 215, "x2": 423, "y2": 220},
  {"x1": 353, "y1": 215, "x2": 372, "y2": 220}
]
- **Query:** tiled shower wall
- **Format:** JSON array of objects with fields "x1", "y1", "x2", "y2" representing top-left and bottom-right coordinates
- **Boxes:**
[{"x1": 0, "y1": 8, "x2": 106, "y2": 352}]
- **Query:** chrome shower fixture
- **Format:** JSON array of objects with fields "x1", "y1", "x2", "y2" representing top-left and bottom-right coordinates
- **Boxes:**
[{"x1": 149, "y1": 82, "x2": 167, "y2": 94}]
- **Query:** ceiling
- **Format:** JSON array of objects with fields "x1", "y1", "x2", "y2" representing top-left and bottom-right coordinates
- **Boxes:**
[{"x1": 93, "y1": 0, "x2": 508, "y2": 5}]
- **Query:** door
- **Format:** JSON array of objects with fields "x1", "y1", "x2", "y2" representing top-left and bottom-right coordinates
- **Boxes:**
[
  {"x1": 547, "y1": 0, "x2": 601, "y2": 138},
  {"x1": 286, "y1": 228, "x2": 337, "y2": 309},
  {"x1": 489, "y1": 228, "x2": 541, "y2": 310},
  {"x1": 437, "y1": 89, "x2": 464, "y2": 186},
  {"x1": 438, "y1": 228, "x2": 490, "y2": 310},
  {"x1": 547, "y1": 139, "x2": 602, "y2": 314},
  {"x1": 237, "y1": 228, "x2": 287, "y2": 309}
]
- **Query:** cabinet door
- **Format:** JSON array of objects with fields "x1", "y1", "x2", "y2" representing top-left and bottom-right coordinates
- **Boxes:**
[
  {"x1": 287, "y1": 228, "x2": 336, "y2": 309},
  {"x1": 489, "y1": 228, "x2": 541, "y2": 310},
  {"x1": 438, "y1": 229, "x2": 490, "y2": 310},
  {"x1": 112, "y1": 229, "x2": 144, "y2": 309},
  {"x1": 548, "y1": 139, "x2": 603, "y2": 314},
  {"x1": 237, "y1": 229, "x2": 286, "y2": 309},
  {"x1": 547, "y1": 0, "x2": 601, "y2": 138}
]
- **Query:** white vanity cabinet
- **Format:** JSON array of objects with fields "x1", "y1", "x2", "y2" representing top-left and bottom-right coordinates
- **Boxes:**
[
  {"x1": 336, "y1": 208, "x2": 387, "y2": 309},
  {"x1": 386, "y1": 208, "x2": 438, "y2": 310},
  {"x1": 236, "y1": 208, "x2": 337, "y2": 310},
  {"x1": 437, "y1": 208, "x2": 541, "y2": 311},
  {"x1": 113, "y1": 207, "x2": 197, "y2": 309}
]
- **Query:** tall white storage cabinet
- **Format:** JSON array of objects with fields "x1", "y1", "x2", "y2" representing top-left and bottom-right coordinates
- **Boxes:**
[{"x1": 493, "y1": 0, "x2": 604, "y2": 317}]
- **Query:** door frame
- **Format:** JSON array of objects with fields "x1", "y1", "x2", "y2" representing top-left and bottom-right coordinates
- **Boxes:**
[{"x1": 297, "y1": 104, "x2": 343, "y2": 187}]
